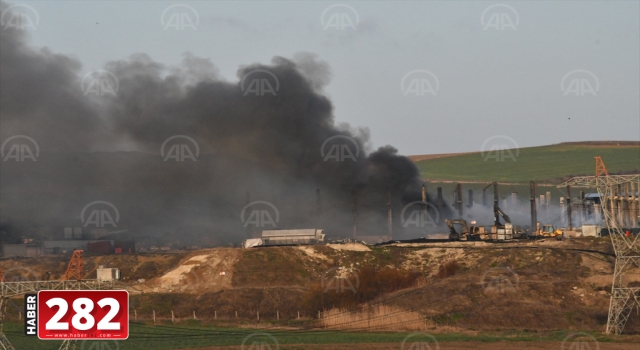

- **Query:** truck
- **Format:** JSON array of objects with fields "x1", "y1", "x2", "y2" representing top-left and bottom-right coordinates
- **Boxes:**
[{"x1": 242, "y1": 229, "x2": 326, "y2": 248}]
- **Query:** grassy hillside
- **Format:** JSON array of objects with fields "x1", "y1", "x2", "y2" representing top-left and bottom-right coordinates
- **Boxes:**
[
  {"x1": 414, "y1": 143, "x2": 640, "y2": 183},
  {"x1": 5, "y1": 239, "x2": 640, "y2": 349}
]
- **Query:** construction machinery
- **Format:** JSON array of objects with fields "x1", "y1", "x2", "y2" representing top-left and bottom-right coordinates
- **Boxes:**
[
  {"x1": 446, "y1": 219, "x2": 487, "y2": 241},
  {"x1": 447, "y1": 183, "x2": 516, "y2": 242},
  {"x1": 488, "y1": 184, "x2": 514, "y2": 241},
  {"x1": 532, "y1": 223, "x2": 564, "y2": 239}
]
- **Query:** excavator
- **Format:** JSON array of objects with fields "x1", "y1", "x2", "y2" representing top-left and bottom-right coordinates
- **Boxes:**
[
  {"x1": 448, "y1": 183, "x2": 524, "y2": 242},
  {"x1": 489, "y1": 182, "x2": 529, "y2": 240},
  {"x1": 491, "y1": 204, "x2": 514, "y2": 240},
  {"x1": 446, "y1": 219, "x2": 487, "y2": 241}
]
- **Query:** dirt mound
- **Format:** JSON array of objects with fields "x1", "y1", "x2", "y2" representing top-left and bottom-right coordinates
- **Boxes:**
[
  {"x1": 138, "y1": 248, "x2": 240, "y2": 293},
  {"x1": 2, "y1": 238, "x2": 638, "y2": 333}
]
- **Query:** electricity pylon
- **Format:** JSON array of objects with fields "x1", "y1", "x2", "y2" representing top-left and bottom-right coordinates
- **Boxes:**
[
  {"x1": 63, "y1": 250, "x2": 84, "y2": 281},
  {"x1": 560, "y1": 156, "x2": 640, "y2": 334}
]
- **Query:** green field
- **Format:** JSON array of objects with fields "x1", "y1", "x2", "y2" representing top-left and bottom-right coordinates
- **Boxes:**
[
  {"x1": 415, "y1": 143, "x2": 640, "y2": 183},
  {"x1": 3, "y1": 321, "x2": 631, "y2": 350}
]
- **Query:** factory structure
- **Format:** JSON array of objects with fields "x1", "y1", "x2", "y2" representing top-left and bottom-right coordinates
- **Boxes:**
[
  {"x1": 0, "y1": 224, "x2": 135, "y2": 258},
  {"x1": 240, "y1": 158, "x2": 639, "y2": 247},
  {"x1": 3, "y1": 176, "x2": 638, "y2": 256}
]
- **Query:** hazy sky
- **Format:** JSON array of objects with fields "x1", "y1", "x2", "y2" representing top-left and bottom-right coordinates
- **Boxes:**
[{"x1": 4, "y1": 0, "x2": 640, "y2": 155}]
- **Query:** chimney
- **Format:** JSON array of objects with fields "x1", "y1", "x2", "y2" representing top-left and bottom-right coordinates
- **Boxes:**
[{"x1": 530, "y1": 181, "x2": 537, "y2": 234}]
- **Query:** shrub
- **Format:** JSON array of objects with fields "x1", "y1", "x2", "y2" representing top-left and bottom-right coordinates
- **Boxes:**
[{"x1": 436, "y1": 260, "x2": 460, "y2": 279}]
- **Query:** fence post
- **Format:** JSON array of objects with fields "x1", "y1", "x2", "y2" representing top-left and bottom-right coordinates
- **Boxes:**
[
  {"x1": 214, "y1": 311, "x2": 217, "y2": 320},
  {"x1": 297, "y1": 311, "x2": 300, "y2": 320},
  {"x1": 277, "y1": 311, "x2": 279, "y2": 320},
  {"x1": 257, "y1": 311, "x2": 260, "y2": 320},
  {"x1": 134, "y1": 310, "x2": 137, "y2": 321},
  {"x1": 193, "y1": 311, "x2": 197, "y2": 320},
  {"x1": 171, "y1": 310, "x2": 175, "y2": 323},
  {"x1": 153, "y1": 310, "x2": 156, "y2": 324}
]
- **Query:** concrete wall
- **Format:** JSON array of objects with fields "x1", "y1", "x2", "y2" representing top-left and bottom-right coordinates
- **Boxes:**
[
  {"x1": 2, "y1": 244, "x2": 27, "y2": 257},
  {"x1": 97, "y1": 268, "x2": 120, "y2": 281},
  {"x1": 44, "y1": 240, "x2": 115, "y2": 254},
  {"x1": 582, "y1": 225, "x2": 602, "y2": 237}
]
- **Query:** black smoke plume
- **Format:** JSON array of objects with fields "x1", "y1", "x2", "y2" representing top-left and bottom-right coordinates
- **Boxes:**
[{"x1": 0, "y1": 3, "x2": 448, "y2": 247}]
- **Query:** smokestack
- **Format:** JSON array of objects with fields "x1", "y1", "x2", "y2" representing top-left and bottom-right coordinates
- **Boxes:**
[
  {"x1": 580, "y1": 190, "x2": 585, "y2": 224},
  {"x1": 566, "y1": 185, "x2": 572, "y2": 230},
  {"x1": 482, "y1": 189, "x2": 487, "y2": 207},
  {"x1": 546, "y1": 191, "x2": 551, "y2": 209},
  {"x1": 437, "y1": 187, "x2": 444, "y2": 207},
  {"x1": 530, "y1": 181, "x2": 537, "y2": 234},
  {"x1": 455, "y1": 183, "x2": 463, "y2": 217},
  {"x1": 468, "y1": 189, "x2": 473, "y2": 208}
]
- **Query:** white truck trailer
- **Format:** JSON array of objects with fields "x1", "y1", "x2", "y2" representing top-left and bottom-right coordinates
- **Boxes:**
[{"x1": 242, "y1": 229, "x2": 326, "y2": 248}]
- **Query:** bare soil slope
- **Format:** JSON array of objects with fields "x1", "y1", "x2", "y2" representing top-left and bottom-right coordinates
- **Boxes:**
[{"x1": 2, "y1": 238, "x2": 639, "y2": 333}]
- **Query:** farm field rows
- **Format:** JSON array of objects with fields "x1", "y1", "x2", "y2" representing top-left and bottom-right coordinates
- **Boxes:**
[
  {"x1": 5, "y1": 322, "x2": 639, "y2": 350},
  {"x1": 413, "y1": 143, "x2": 640, "y2": 183}
]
